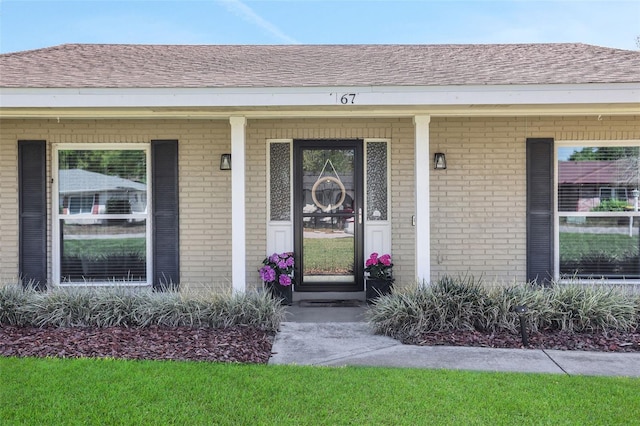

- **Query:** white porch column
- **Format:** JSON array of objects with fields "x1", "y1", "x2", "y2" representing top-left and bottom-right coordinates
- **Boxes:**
[
  {"x1": 230, "y1": 116, "x2": 247, "y2": 292},
  {"x1": 414, "y1": 115, "x2": 431, "y2": 285}
]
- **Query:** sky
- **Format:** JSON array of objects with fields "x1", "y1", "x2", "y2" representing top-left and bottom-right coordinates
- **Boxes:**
[{"x1": 0, "y1": 0, "x2": 638, "y2": 54}]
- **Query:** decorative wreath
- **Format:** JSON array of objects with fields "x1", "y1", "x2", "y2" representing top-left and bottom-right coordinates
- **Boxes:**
[{"x1": 311, "y1": 176, "x2": 346, "y2": 211}]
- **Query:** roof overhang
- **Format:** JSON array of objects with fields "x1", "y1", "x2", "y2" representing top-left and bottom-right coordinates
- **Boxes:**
[{"x1": 1, "y1": 83, "x2": 638, "y2": 119}]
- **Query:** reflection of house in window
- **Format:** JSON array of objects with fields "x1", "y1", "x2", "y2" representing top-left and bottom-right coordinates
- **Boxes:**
[
  {"x1": 59, "y1": 169, "x2": 147, "y2": 220},
  {"x1": 558, "y1": 159, "x2": 635, "y2": 212},
  {"x1": 557, "y1": 148, "x2": 640, "y2": 280}
]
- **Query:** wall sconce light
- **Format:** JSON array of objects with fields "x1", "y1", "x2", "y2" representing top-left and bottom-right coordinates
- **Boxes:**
[
  {"x1": 220, "y1": 154, "x2": 231, "y2": 170},
  {"x1": 434, "y1": 153, "x2": 447, "y2": 170}
]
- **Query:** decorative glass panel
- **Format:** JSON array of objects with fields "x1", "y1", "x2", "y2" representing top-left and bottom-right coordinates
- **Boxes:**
[
  {"x1": 366, "y1": 142, "x2": 388, "y2": 221},
  {"x1": 557, "y1": 145, "x2": 640, "y2": 280},
  {"x1": 270, "y1": 143, "x2": 291, "y2": 221}
]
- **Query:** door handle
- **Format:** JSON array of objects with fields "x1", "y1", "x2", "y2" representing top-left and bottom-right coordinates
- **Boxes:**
[{"x1": 358, "y1": 208, "x2": 362, "y2": 224}]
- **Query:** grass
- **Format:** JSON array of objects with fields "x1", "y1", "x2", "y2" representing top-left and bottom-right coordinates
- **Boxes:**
[
  {"x1": 559, "y1": 232, "x2": 637, "y2": 263},
  {"x1": 1, "y1": 357, "x2": 638, "y2": 425},
  {"x1": 303, "y1": 236, "x2": 353, "y2": 274},
  {"x1": 62, "y1": 238, "x2": 146, "y2": 260}
]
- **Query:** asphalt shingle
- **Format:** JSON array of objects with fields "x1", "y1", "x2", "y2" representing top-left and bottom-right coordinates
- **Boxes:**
[{"x1": 1, "y1": 43, "x2": 639, "y2": 88}]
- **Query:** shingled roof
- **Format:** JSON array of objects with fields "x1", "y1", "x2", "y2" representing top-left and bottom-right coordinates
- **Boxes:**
[{"x1": 1, "y1": 43, "x2": 639, "y2": 89}]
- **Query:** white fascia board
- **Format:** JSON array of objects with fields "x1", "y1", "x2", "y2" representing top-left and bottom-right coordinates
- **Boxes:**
[{"x1": 1, "y1": 83, "x2": 638, "y2": 109}]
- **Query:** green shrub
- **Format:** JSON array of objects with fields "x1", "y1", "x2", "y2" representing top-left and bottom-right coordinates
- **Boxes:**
[
  {"x1": 0, "y1": 284, "x2": 285, "y2": 331},
  {"x1": 590, "y1": 199, "x2": 630, "y2": 212},
  {"x1": 17, "y1": 287, "x2": 96, "y2": 327},
  {"x1": 89, "y1": 288, "x2": 151, "y2": 327},
  {"x1": 367, "y1": 276, "x2": 494, "y2": 338},
  {"x1": 428, "y1": 275, "x2": 491, "y2": 331},
  {"x1": 367, "y1": 276, "x2": 639, "y2": 339},
  {"x1": 0, "y1": 284, "x2": 36, "y2": 326},
  {"x1": 543, "y1": 285, "x2": 637, "y2": 332}
]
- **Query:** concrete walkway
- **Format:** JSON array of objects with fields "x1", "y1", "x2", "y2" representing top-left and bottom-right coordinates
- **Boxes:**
[{"x1": 268, "y1": 305, "x2": 640, "y2": 377}]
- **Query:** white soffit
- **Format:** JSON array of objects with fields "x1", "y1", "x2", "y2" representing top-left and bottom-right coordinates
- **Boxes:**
[{"x1": 1, "y1": 83, "x2": 638, "y2": 110}]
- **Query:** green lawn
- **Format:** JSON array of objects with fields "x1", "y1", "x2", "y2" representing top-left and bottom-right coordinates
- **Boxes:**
[
  {"x1": 63, "y1": 238, "x2": 146, "y2": 260},
  {"x1": 2, "y1": 357, "x2": 639, "y2": 425},
  {"x1": 560, "y1": 231, "x2": 638, "y2": 262},
  {"x1": 303, "y1": 236, "x2": 354, "y2": 274}
]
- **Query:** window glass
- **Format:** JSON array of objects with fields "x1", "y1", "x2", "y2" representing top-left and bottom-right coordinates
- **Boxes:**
[
  {"x1": 57, "y1": 148, "x2": 148, "y2": 283},
  {"x1": 557, "y1": 145, "x2": 639, "y2": 279}
]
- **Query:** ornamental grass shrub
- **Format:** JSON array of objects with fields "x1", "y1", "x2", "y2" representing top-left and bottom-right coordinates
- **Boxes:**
[
  {"x1": 367, "y1": 276, "x2": 639, "y2": 339},
  {"x1": 0, "y1": 284, "x2": 285, "y2": 331}
]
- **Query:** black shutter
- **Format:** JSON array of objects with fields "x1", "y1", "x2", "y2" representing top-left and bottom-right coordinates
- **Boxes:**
[
  {"x1": 526, "y1": 138, "x2": 554, "y2": 285},
  {"x1": 18, "y1": 140, "x2": 47, "y2": 290},
  {"x1": 151, "y1": 140, "x2": 179, "y2": 291}
]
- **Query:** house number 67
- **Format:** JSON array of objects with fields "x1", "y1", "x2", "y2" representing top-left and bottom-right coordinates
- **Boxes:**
[{"x1": 340, "y1": 93, "x2": 356, "y2": 104}]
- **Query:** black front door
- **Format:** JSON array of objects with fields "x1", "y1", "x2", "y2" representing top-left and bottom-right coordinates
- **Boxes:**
[{"x1": 293, "y1": 140, "x2": 364, "y2": 292}]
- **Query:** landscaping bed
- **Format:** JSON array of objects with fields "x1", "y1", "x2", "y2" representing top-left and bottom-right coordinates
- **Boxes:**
[
  {"x1": 368, "y1": 276, "x2": 640, "y2": 353},
  {"x1": 0, "y1": 325, "x2": 274, "y2": 363},
  {"x1": 0, "y1": 284, "x2": 284, "y2": 363},
  {"x1": 1, "y1": 322, "x2": 639, "y2": 365},
  {"x1": 404, "y1": 329, "x2": 640, "y2": 352}
]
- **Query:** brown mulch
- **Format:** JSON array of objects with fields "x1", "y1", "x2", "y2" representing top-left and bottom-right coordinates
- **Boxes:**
[
  {"x1": 403, "y1": 329, "x2": 640, "y2": 352},
  {"x1": 1, "y1": 325, "x2": 639, "y2": 364},
  {"x1": 0, "y1": 325, "x2": 275, "y2": 363}
]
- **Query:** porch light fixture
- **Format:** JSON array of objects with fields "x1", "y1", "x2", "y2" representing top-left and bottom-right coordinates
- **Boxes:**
[
  {"x1": 220, "y1": 154, "x2": 231, "y2": 170},
  {"x1": 434, "y1": 153, "x2": 447, "y2": 170}
]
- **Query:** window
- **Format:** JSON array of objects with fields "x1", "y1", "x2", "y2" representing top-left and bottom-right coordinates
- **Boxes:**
[
  {"x1": 556, "y1": 143, "x2": 640, "y2": 281},
  {"x1": 53, "y1": 145, "x2": 151, "y2": 285},
  {"x1": 67, "y1": 194, "x2": 96, "y2": 214},
  {"x1": 599, "y1": 187, "x2": 627, "y2": 201}
]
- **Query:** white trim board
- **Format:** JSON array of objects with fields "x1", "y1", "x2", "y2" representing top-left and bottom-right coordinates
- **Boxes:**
[{"x1": 1, "y1": 83, "x2": 638, "y2": 109}]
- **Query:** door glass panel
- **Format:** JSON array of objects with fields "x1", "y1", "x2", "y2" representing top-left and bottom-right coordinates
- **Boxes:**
[
  {"x1": 269, "y1": 142, "x2": 291, "y2": 221},
  {"x1": 366, "y1": 141, "x2": 388, "y2": 221},
  {"x1": 301, "y1": 148, "x2": 356, "y2": 284}
]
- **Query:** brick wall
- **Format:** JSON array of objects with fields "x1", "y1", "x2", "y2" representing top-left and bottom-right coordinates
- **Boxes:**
[
  {"x1": 0, "y1": 119, "x2": 232, "y2": 293},
  {"x1": 430, "y1": 115, "x2": 640, "y2": 284},
  {"x1": 1, "y1": 115, "x2": 638, "y2": 292}
]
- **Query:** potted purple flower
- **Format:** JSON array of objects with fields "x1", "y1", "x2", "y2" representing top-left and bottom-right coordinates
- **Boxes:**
[
  {"x1": 260, "y1": 252, "x2": 295, "y2": 305},
  {"x1": 364, "y1": 252, "x2": 394, "y2": 303}
]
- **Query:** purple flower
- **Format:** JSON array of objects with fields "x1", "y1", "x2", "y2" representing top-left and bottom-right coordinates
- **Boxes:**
[
  {"x1": 379, "y1": 254, "x2": 392, "y2": 266},
  {"x1": 259, "y1": 265, "x2": 276, "y2": 283},
  {"x1": 261, "y1": 252, "x2": 296, "y2": 288},
  {"x1": 279, "y1": 274, "x2": 292, "y2": 286}
]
